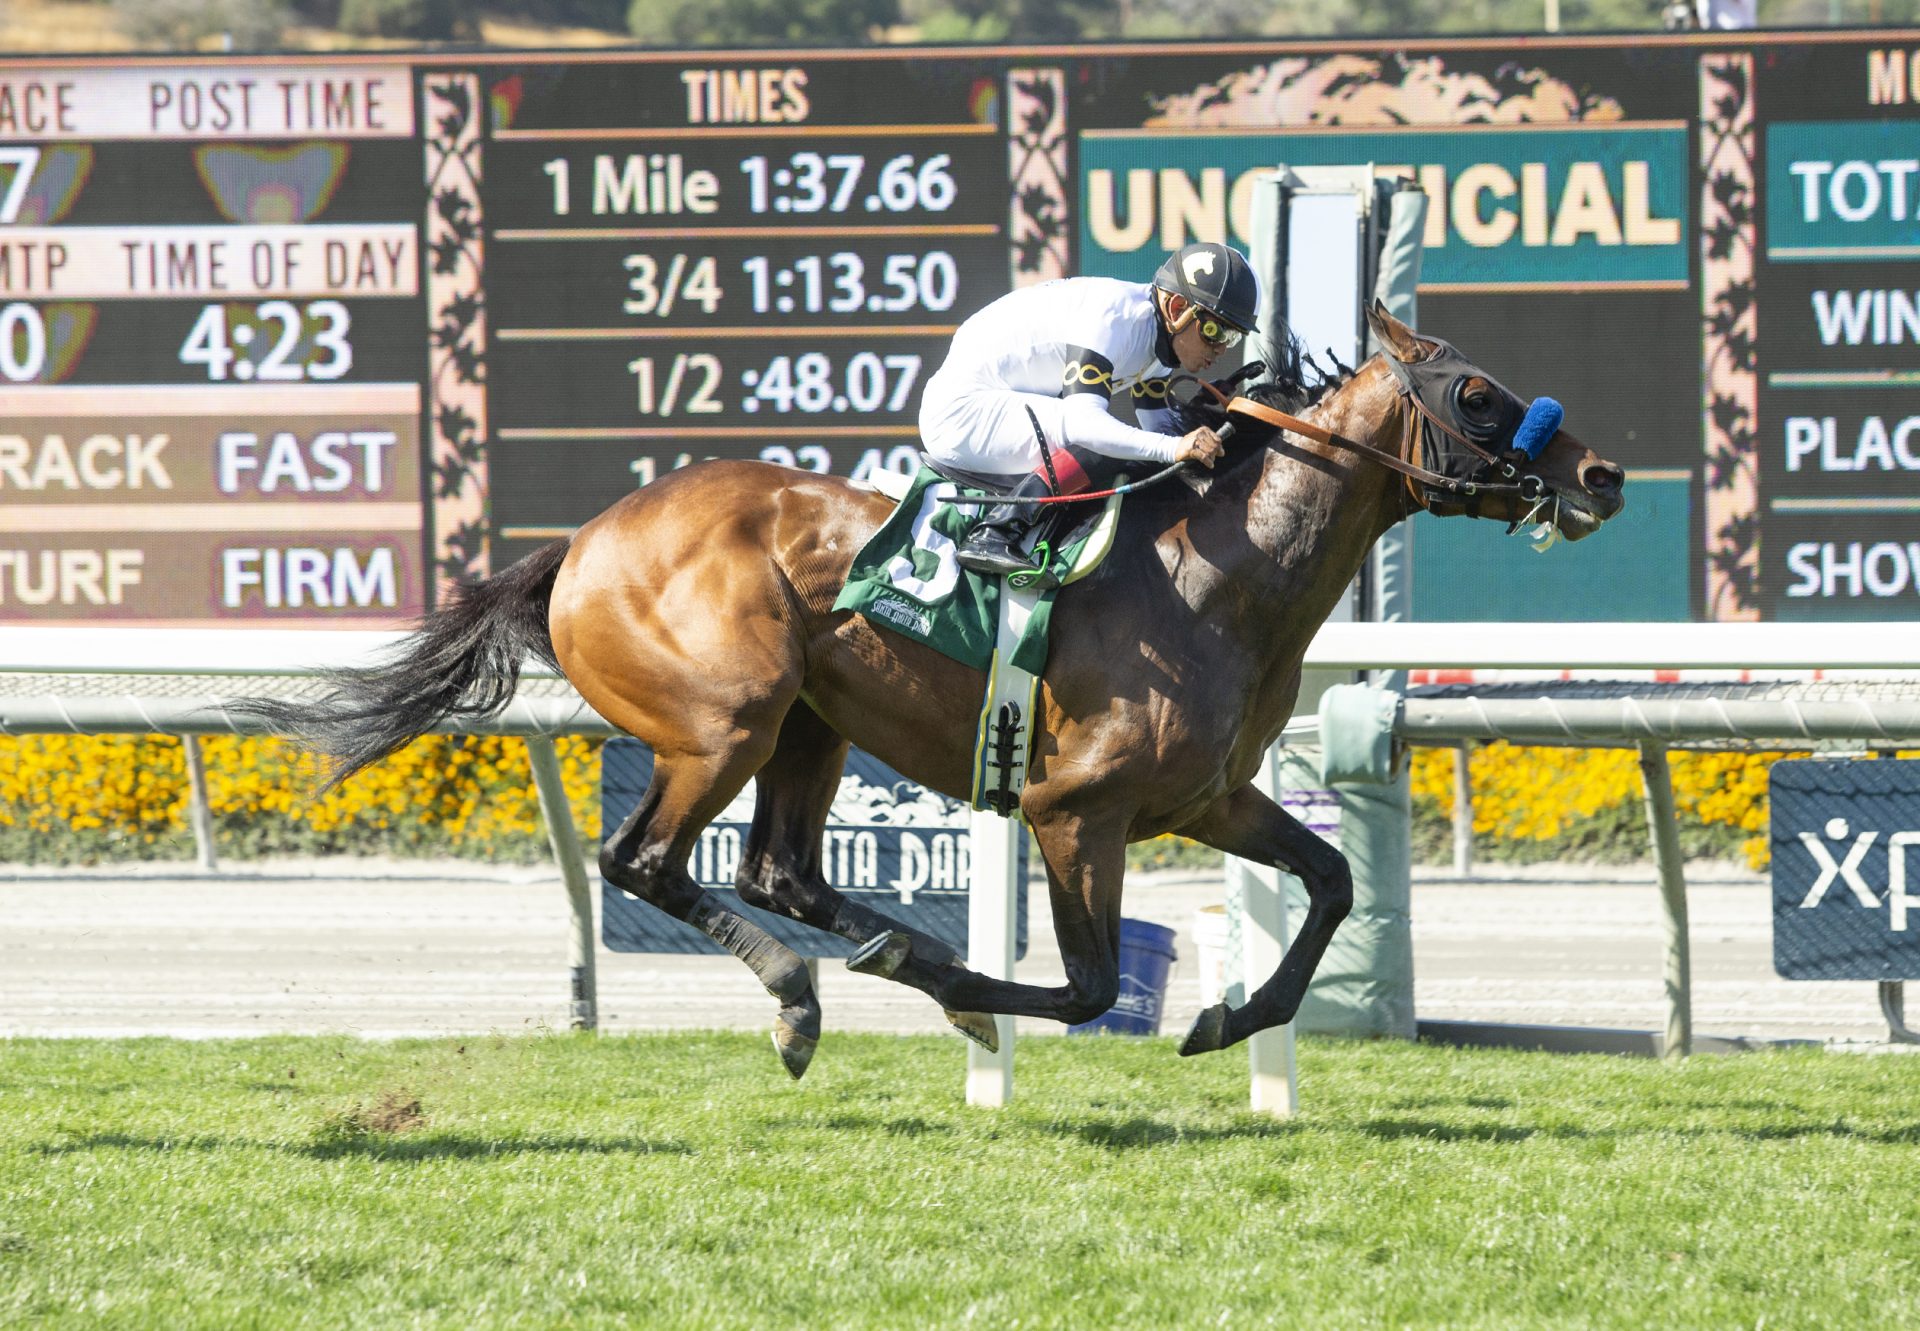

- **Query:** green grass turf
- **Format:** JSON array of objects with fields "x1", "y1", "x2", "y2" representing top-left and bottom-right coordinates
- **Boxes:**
[{"x1": 2, "y1": 1032, "x2": 1917, "y2": 1329}]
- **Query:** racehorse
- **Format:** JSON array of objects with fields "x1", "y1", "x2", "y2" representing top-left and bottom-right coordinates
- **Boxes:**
[{"x1": 253, "y1": 304, "x2": 1624, "y2": 1078}]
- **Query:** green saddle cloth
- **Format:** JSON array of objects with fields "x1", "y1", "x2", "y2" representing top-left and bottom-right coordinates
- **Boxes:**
[{"x1": 833, "y1": 463, "x2": 1120, "y2": 675}]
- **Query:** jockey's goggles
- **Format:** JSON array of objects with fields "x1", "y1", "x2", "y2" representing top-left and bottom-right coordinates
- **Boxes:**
[
  {"x1": 1162, "y1": 291, "x2": 1248, "y2": 348},
  {"x1": 1194, "y1": 314, "x2": 1245, "y2": 348}
]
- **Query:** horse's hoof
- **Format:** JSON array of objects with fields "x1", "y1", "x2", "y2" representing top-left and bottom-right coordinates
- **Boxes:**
[
  {"x1": 846, "y1": 931, "x2": 911, "y2": 979},
  {"x1": 1178, "y1": 1002, "x2": 1231, "y2": 1057},
  {"x1": 773, "y1": 1003, "x2": 820, "y2": 1080},
  {"x1": 944, "y1": 1008, "x2": 999, "y2": 1052}
]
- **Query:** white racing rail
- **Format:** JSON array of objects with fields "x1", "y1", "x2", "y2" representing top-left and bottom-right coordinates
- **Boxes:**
[
  {"x1": 6, "y1": 622, "x2": 1920, "y2": 1102},
  {"x1": 1394, "y1": 674, "x2": 1920, "y2": 1056},
  {"x1": 4, "y1": 624, "x2": 1913, "y2": 746},
  {"x1": 7, "y1": 621, "x2": 1920, "y2": 677}
]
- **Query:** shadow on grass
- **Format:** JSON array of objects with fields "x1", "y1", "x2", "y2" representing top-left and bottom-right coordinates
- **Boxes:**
[
  {"x1": 1348, "y1": 1117, "x2": 1920, "y2": 1146},
  {"x1": 1044, "y1": 1112, "x2": 1920, "y2": 1152},
  {"x1": 1380, "y1": 1094, "x2": 1516, "y2": 1111},
  {"x1": 833, "y1": 1114, "x2": 951, "y2": 1138},
  {"x1": 762, "y1": 1112, "x2": 955, "y2": 1137},
  {"x1": 1055, "y1": 1116, "x2": 1297, "y2": 1151},
  {"x1": 1736, "y1": 1121, "x2": 1920, "y2": 1144},
  {"x1": 1357, "y1": 1118, "x2": 1543, "y2": 1143},
  {"x1": 34, "y1": 1132, "x2": 693, "y2": 1161},
  {"x1": 33, "y1": 1133, "x2": 227, "y2": 1155},
  {"x1": 293, "y1": 1134, "x2": 695, "y2": 1161}
]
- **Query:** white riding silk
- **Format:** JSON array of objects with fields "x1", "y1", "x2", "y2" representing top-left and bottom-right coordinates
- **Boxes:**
[{"x1": 918, "y1": 277, "x2": 1183, "y2": 476}]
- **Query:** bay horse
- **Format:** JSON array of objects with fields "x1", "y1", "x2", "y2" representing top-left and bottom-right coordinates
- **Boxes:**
[{"x1": 254, "y1": 304, "x2": 1624, "y2": 1078}]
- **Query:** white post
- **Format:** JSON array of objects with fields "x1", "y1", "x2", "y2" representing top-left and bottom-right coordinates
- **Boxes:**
[
  {"x1": 182, "y1": 735, "x2": 218, "y2": 872},
  {"x1": 1452, "y1": 744, "x2": 1474, "y2": 878},
  {"x1": 1637, "y1": 742, "x2": 1691, "y2": 1060},
  {"x1": 967, "y1": 808, "x2": 1019, "y2": 1106},
  {"x1": 527, "y1": 736, "x2": 598, "y2": 1031},
  {"x1": 1238, "y1": 745, "x2": 1298, "y2": 1116}
]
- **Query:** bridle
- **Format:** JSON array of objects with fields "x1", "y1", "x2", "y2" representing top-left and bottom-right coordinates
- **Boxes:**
[{"x1": 1220, "y1": 341, "x2": 1566, "y2": 538}]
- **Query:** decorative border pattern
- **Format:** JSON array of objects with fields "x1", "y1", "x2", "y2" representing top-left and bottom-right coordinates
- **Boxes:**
[
  {"x1": 1144, "y1": 53, "x2": 1624, "y2": 127},
  {"x1": 1008, "y1": 68, "x2": 1069, "y2": 288},
  {"x1": 1700, "y1": 53, "x2": 1759, "y2": 621},
  {"x1": 424, "y1": 73, "x2": 490, "y2": 592}
]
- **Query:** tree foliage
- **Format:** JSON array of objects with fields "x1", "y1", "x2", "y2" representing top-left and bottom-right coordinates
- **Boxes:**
[
  {"x1": 888, "y1": 0, "x2": 1858, "y2": 40},
  {"x1": 111, "y1": 0, "x2": 291, "y2": 48},
  {"x1": 338, "y1": 0, "x2": 476, "y2": 39},
  {"x1": 629, "y1": 0, "x2": 898, "y2": 45},
  {"x1": 658, "y1": 0, "x2": 1683, "y2": 39}
]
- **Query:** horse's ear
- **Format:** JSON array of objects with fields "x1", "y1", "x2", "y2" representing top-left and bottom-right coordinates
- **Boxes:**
[{"x1": 1365, "y1": 298, "x2": 1424, "y2": 362}]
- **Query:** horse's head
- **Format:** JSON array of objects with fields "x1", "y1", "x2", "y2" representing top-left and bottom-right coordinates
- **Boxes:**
[{"x1": 1363, "y1": 302, "x2": 1624, "y2": 543}]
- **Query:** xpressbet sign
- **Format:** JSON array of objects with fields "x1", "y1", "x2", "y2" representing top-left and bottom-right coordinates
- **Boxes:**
[{"x1": 1771, "y1": 758, "x2": 1920, "y2": 981}]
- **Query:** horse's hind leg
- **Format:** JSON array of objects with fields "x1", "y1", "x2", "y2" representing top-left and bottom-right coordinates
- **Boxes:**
[
  {"x1": 599, "y1": 743, "x2": 823, "y2": 1079},
  {"x1": 923, "y1": 804, "x2": 1128, "y2": 1027},
  {"x1": 732, "y1": 703, "x2": 1000, "y2": 1051},
  {"x1": 747, "y1": 707, "x2": 1132, "y2": 1029}
]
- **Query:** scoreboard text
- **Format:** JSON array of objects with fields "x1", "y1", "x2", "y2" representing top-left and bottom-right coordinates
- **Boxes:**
[{"x1": 2, "y1": 38, "x2": 1917, "y2": 625}]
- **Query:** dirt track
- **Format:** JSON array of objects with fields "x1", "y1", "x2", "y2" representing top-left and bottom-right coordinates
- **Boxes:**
[{"x1": 0, "y1": 859, "x2": 1903, "y2": 1046}]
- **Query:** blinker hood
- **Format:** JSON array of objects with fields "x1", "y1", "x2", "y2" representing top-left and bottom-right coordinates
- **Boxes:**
[{"x1": 1381, "y1": 337, "x2": 1563, "y2": 463}]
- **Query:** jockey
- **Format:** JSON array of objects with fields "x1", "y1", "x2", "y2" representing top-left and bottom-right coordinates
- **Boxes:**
[{"x1": 918, "y1": 240, "x2": 1260, "y2": 580}]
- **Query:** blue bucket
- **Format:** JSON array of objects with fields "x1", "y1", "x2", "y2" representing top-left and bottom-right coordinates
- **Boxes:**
[{"x1": 1067, "y1": 918, "x2": 1178, "y2": 1036}]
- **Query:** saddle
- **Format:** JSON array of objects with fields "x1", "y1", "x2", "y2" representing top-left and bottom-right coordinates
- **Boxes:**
[
  {"x1": 844, "y1": 456, "x2": 1130, "y2": 817},
  {"x1": 871, "y1": 453, "x2": 1117, "y2": 584}
]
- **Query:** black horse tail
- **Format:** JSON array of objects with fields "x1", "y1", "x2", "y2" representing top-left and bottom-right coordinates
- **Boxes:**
[{"x1": 239, "y1": 538, "x2": 572, "y2": 789}]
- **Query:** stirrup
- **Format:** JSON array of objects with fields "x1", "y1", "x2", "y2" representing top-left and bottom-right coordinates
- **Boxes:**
[
  {"x1": 956, "y1": 535, "x2": 1036, "y2": 578},
  {"x1": 1006, "y1": 539, "x2": 1058, "y2": 590},
  {"x1": 958, "y1": 546, "x2": 1054, "y2": 588},
  {"x1": 1006, "y1": 566, "x2": 1060, "y2": 591}
]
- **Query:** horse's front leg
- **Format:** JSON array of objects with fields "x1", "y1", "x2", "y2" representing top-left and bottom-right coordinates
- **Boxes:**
[{"x1": 1174, "y1": 781, "x2": 1352, "y2": 1056}]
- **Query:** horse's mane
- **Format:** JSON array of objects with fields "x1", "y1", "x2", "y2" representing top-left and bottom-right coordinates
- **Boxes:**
[
  {"x1": 1167, "y1": 322, "x2": 1350, "y2": 434},
  {"x1": 1153, "y1": 319, "x2": 1357, "y2": 497},
  {"x1": 1246, "y1": 320, "x2": 1354, "y2": 415}
]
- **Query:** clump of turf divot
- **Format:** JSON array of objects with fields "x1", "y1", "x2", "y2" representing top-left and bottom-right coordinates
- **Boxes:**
[{"x1": 313, "y1": 1089, "x2": 427, "y2": 1145}]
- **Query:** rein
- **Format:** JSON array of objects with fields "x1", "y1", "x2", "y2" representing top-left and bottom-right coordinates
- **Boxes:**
[
  {"x1": 1233, "y1": 393, "x2": 1545, "y2": 517},
  {"x1": 937, "y1": 460, "x2": 1189, "y2": 507},
  {"x1": 938, "y1": 360, "x2": 1560, "y2": 535},
  {"x1": 939, "y1": 460, "x2": 1190, "y2": 506}
]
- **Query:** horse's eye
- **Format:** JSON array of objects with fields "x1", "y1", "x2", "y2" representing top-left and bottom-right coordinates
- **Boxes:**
[{"x1": 1464, "y1": 387, "x2": 1492, "y2": 413}]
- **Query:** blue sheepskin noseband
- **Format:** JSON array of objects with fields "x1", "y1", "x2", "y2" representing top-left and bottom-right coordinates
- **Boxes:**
[{"x1": 1513, "y1": 397, "x2": 1563, "y2": 460}]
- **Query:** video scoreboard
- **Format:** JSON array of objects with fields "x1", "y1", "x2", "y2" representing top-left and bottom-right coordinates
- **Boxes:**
[
  {"x1": 2, "y1": 36, "x2": 1918, "y2": 626},
  {"x1": 0, "y1": 64, "x2": 421, "y2": 624},
  {"x1": 481, "y1": 59, "x2": 1009, "y2": 565}
]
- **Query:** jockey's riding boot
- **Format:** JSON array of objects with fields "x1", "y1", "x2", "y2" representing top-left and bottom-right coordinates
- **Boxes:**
[{"x1": 955, "y1": 472, "x2": 1055, "y2": 580}]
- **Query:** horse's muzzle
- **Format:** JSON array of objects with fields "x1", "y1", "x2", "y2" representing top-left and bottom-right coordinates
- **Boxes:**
[{"x1": 1577, "y1": 458, "x2": 1626, "y2": 521}]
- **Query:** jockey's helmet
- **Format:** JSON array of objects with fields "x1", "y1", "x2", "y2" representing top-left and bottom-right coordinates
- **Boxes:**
[{"x1": 1154, "y1": 242, "x2": 1260, "y2": 338}]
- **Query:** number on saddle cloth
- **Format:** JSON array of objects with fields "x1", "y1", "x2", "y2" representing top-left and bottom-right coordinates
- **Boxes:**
[{"x1": 832, "y1": 461, "x2": 1128, "y2": 673}]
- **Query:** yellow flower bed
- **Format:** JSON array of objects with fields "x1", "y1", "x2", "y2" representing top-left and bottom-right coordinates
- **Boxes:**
[
  {"x1": 0, "y1": 734, "x2": 602, "y2": 855},
  {"x1": 1409, "y1": 743, "x2": 1797, "y2": 869},
  {"x1": 7, "y1": 732, "x2": 1894, "y2": 870}
]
